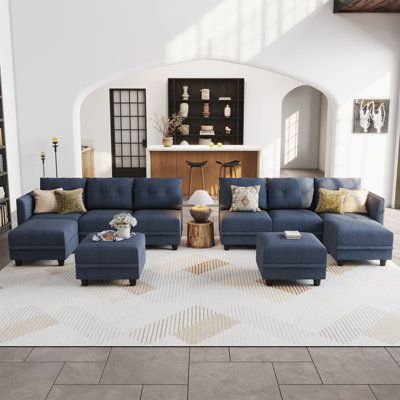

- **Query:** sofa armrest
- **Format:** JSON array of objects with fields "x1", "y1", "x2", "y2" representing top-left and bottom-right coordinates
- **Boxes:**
[
  {"x1": 16, "y1": 192, "x2": 34, "y2": 225},
  {"x1": 367, "y1": 191, "x2": 385, "y2": 224}
]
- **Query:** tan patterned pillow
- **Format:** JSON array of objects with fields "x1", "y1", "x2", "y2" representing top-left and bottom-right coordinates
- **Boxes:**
[
  {"x1": 54, "y1": 188, "x2": 86, "y2": 214},
  {"x1": 33, "y1": 188, "x2": 62, "y2": 214},
  {"x1": 315, "y1": 188, "x2": 345, "y2": 214},
  {"x1": 338, "y1": 188, "x2": 368, "y2": 214},
  {"x1": 230, "y1": 185, "x2": 261, "y2": 212}
]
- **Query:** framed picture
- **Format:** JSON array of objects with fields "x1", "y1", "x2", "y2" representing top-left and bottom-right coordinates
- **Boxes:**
[{"x1": 353, "y1": 99, "x2": 390, "y2": 134}]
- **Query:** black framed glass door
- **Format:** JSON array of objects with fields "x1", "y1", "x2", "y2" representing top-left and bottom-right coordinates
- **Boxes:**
[{"x1": 110, "y1": 89, "x2": 147, "y2": 177}]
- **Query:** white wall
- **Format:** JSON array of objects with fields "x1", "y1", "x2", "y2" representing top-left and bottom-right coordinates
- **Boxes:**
[
  {"x1": 81, "y1": 60, "x2": 302, "y2": 177},
  {"x1": 281, "y1": 86, "x2": 322, "y2": 170},
  {"x1": 0, "y1": 0, "x2": 21, "y2": 212},
  {"x1": 8, "y1": 0, "x2": 400, "y2": 203},
  {"x1": 319, "y1": 94, "x2": 328, "y2": 172}
]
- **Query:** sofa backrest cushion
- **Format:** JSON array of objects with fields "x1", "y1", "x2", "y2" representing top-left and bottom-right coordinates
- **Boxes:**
[
  {"x1": 313, "y1": 178, "x2": 361, "y2": 209},
  {"x1": 267, "y1": 178, "x2": 314, "y2": 210},
  {"x1": 40, "y1": 178, "x2": 88, "y2": 206},
  {"x1": 134, "y1": 178, "x2": 182, "y2": 210},
  {"x1": 86, "y1": 178, "x2": 134, "y2": 210},
  {"x1": 219, "y1": 178, "x2": 267, "y2": 210}
]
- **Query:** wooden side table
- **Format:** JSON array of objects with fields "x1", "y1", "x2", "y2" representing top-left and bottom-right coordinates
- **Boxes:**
[{"x1": 187, "y1": 220, "x2": 215, "y2": 248}]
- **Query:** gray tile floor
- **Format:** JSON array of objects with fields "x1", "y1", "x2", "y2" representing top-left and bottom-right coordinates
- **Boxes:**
[
  {"x1": 0, "y1": 347, "x2": 399, "y2": 399},
  {"x1": 1, "y1": 210, "x2": 400, "y2": 399}
]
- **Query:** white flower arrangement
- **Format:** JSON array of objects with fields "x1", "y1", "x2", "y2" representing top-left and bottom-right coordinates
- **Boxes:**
[{"x1": 110, "y1": 212, "x2": 137, "y2": 229}]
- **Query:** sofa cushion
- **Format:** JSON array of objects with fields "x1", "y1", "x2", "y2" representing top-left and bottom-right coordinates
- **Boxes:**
[
  {"x1": 134, "y1": 178, "x2": 182, "y2": 210},
  {"x1": 31, "y1": 212, "x2": 83, "y2": 221},
  {"x1": 323, "y1": 213, "x2": 393, "y2": 248},
  {"x1": 40, "y1": 178, "x2": 88, "y2": 204},
  {"x1": 220, "y1": 178, "x2": 267, "y2": 210},
  {"x1": 313, "y1": 178, "x2": 361, "y2": 209},
  {"x1": 79, "y1": 209, "x2": 131, "y2": 235},
  {"x1": 133, "y1": 209, "x2": 181, "y2": 234},
  {"x1": 219, "y1": 210, "x2": 272, "y2": 233},
  {"x1": 267, "y1": 178, "x2": 314, "y2": 210},
  {"x1": 9, "y1": 219, "x2": 78, "y2": 247},
  {"x1": 269, "y1": 209, "x2": 323, "y2": 234},
  {"x1": 86, "y1": 178, "x2": 134, "y2": 210}
]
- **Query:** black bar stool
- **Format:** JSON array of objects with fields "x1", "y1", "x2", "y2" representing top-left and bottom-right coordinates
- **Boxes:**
[
  {"x1": 216, "y1": 160, "x2": 241, "y2": 178},
  {"x1": 186, "y1": 160, "x2": 207, "y2": 195}
]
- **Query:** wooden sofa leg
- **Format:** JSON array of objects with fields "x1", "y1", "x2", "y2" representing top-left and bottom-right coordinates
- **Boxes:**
[
  {"x1": 337, "y1": 260, "x2": 344, "y2": 266},
  {"x1": 224, "y1": 245, "x2": 230, "y2": 250},
  {"x1": 58, "y1": 260, "x2": 65, "y2": 266},
  {"x1": 15, "y1": 260, "x2": 22, "y2": 266},
  {"x1": 314, "y1": 279, "x2": 321, "y2": 286},
  {"x1": 81, "y1": 279, "x2": 89, "y2": 286},
  {"x1": 171, "y1": 245, "x2": 178, "y2": 250},
  {"x1": 380, "y1": 260, "x2": 387, "y2": 266},
  {"x1": 129, "y1": 279, "x2": 137, "y2": 286},
  {"x1": 264, "y1": 280, "x2": 272, "y2": 286}
]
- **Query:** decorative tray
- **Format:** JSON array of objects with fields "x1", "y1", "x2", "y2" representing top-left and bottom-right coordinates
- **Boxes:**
[{"x1": 92, "y1": 230, "x2": 135, "y2": 242}]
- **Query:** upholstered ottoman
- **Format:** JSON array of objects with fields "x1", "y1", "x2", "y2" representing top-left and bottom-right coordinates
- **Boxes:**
[
  {"x1": 75, "y1": 233, "x2": 146, "y2": 286},
  {"x1": 9, "y1": 219, "x2": 79, "y2": 266},
  {"x1": 256, "y1": 232, "x2": 327, "y2": 286}
]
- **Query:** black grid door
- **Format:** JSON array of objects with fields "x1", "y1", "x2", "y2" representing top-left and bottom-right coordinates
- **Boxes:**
[{"x1": 110, "y1": 89, "x2": 147, "y2": 177}]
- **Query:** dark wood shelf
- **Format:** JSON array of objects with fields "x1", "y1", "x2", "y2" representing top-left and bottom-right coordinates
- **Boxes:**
[
  {"x1": 0, "y1": 171, "x2": 7, "y2": 177},
  {"x1": 183, "y1": 116, "x2": 241, "y2": 120},
  {"x1": 0, "y1": 222, "x2": 11, "y2": 235},
  {"x1": 173, "y1": 99, "x2": 242, "y2": 103},
  {"x1": 0, "y1": 197, "x2": 9, "y2": 204}
]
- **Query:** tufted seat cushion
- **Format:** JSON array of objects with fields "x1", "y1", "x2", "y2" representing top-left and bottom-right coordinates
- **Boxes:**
[
  {"x1": 269, "y1": 209, "x2": 323, "y2": 235},
  {"x1": 134, "y1": 178, "x2": 182, "y2": 210},
  {"x1": 133, "y1": 210, "x2": 181, "y2": 234},
  {"x1": 86, "y1": 178, "x2": 134, "y2": 210},
  {"x1": 267, "y1": 178, "x2": 314, "y2": 210}
]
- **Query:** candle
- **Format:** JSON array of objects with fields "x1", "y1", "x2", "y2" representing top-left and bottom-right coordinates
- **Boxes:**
[
  {"x1": 40, "y1": 151, "x2": 45, "y2": 157},
  {"x1": 52, "y1": 136, "x2": 59, "y2": 144}
]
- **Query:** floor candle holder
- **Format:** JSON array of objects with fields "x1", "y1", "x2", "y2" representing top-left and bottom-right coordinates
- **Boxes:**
[
  {"x1": 52, "y1": 137, "x2": 59, "y2": 178},
  {"x1": 40, "y1": 152, "x2": 46, "y2": 178}
]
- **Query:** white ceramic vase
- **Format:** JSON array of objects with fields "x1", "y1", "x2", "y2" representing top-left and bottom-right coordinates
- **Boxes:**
[
  {"x1": 224, "y1": 105, "x2": 231, "y2": 117},
  {"x1": 182, "y1": 86, "x2": 189, "y2": 100},
  {"x1": 200, "y1": 88, "x2": 210, "y2": 100},
  {"x1": 117, "y1": 225, "x2": 131, "y2": 239},
  {"x1": 180, "y1": 102, "x2": 189, "y2": 117}
]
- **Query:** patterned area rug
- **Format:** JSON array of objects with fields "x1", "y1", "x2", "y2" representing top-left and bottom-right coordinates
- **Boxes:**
[{"x1": 1, "y1": 241, "x2": 400, "y2": 346}]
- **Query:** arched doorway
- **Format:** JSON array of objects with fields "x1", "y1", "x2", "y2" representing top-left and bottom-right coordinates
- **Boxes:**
[{"x1": 280, "y1": 85, "x2": 328, "y2": 178}]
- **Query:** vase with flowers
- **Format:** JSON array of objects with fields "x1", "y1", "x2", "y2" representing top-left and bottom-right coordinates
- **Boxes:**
[
  {"x1": 152, "y1": 113, "x2": 183, "y2": 147},
  {"x1": 110, "y1": 212, "x2": 137, "y2": 239}
]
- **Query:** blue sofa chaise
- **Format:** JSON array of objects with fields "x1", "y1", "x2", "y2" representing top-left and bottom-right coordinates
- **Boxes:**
[
  {"x1": 9, "y1": 177, "x2": 182, "y2": 266},
  {"x1": 219, "y1": 177, "x2": 393, "y2": 266}
]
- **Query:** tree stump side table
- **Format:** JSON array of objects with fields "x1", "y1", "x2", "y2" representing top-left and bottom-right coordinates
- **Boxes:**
[{"x1": 187, "y1": 220, "x2": 215, "y2": 248}]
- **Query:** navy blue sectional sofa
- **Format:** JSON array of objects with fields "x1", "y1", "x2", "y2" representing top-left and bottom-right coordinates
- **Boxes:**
[
  {"x1": 9, "y1": 177, "x2": 182, "y2": 265},
  {"x1": 219, "y1": 177, "x2": 393, "y2": 265}
]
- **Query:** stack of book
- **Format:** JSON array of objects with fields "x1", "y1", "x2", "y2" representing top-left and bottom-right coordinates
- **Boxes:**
[
  {"x1": 284, "y1": 230, "x2": 302, "y2": 240},
  {"x1": 199, "y1": 125, "x2": 215, "y2": 136},
  {"x1": 0, "y1": 203, "x2": 8, "y2": 226}
]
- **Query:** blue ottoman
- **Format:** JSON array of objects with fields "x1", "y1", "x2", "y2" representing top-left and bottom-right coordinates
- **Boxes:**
[
  {"x1": 9, "y1": 219, "x2": 79, "y2": 266},
  {"x1": 75, "y1": 233, "x2": 146, "y2": 286},
  {"x1": 256, "y1": 232, "x2": 327, "y2": 286}
]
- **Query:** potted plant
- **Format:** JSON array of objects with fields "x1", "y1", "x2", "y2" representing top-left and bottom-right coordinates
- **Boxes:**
[
  {"x1": 110, "y1": 212, "x2": 137, "y2": 239},
  {"x1": 152, "y1": 113, "x2": 183, "y2": 147}
]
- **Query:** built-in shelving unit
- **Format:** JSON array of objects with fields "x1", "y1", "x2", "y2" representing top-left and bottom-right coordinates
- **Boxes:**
[
  {"x1": 168, "y1": 78, "x2": 244, "y2": 145},
  {"x1": 0, "y1": 69, "x2": 11, "y2": 234}
]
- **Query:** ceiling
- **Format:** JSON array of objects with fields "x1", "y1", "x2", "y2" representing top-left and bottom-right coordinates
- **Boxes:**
[{"x1": 334, "y1": 0, "x2": 400, "y2": 12}]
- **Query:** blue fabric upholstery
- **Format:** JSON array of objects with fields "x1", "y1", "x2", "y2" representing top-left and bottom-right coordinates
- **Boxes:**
[
  {"x1": 219, "y1": 178, "x2": 267, "y2": 210},
  {"x1": 31, "y1": 213, "x2": 83, "y2": 221},
  {"x1": 134, "y1": 178, "x2": 182, "y2": 210},
  {"x1": 16, "y1": 192, "x2": 34, "y2": 225},
  {"x1": 134, "y1": 210, "x2": 182, "y2": 234},
  {"x1": 367, "y1": 192, "x2": 385, "y2": 224},
  {"x1": 79, "y1": 209, "x2": 130, "y2": 237},
  {"x1": 75, "y1": 233, "x2": 146, "y2": 281},
  {"x1": 220, "y1": 210, "x2": 272, "y2": 233},
  {"x1": 256, "y1": 232, "x2": 327, "y2": 282},
  {"x1": 40, "y1": 178, "x2": 88, "y2": 205},
  {"x1": 269, "y1": 209, "x2": 323, "y2": 235},
  {"x1": 267, "y1": 178, "x2": 314, "y2": 210},
  {"x1": 86, "y1": 178, "x2": 134, "y2": 210},
  {"x1": 313, "y1": 177, "x2": 361, "y2": 209}
]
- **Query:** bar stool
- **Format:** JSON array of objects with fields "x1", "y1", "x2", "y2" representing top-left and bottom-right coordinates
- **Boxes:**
[
  {"x1": 216, "y1": 160, "x2": 241, "y2": 178},
  {"x1": 186, "y1": 160, "x2": 207, "y2": 195}
]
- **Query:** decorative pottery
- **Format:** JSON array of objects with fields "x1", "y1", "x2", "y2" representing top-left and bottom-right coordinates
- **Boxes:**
[
  {"x1": 180, "y1": 124, "x2": 190, "y2": 135},
  {"x1": 224, "y1": 105, "x2": 231, "y2": 118},
  {"x1": 180, "y1": 102, "x2": 189, "y2": 117},
  {"x1": 225, "y1": 126, "x2": 232, "y2": 134},
  {"x1": 190, "y1": 205, "x2": 211, "y2": 223},
  {"x1": 162, "y1": 137, "x2": 173, "y2": 147},
  {"x1": 200, "y1": 88, "x2": 210, "y2": 100},
  {"x1": 0, "y1": 187, "x2": 5, "y2": 199},
  {"x1": 117, "y1": 225, "x2": 131, "y2": 239},
  {"x1": 180, "y1": 140, "x2": 189, "y2": 145},
  {"x1": 202, "y1": 103, "x2": 210, "y2": 118},
  {"x1": 199, "y1": 138, "x2": 212, "y2": 145},
  {"x1": 182, "y1": 85, "x2": 189, "y2": 100}
]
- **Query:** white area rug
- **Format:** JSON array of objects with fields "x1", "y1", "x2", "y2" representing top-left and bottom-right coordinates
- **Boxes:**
[{"x1": 1, "y1": 241, "x2": 400, "y2": 346}]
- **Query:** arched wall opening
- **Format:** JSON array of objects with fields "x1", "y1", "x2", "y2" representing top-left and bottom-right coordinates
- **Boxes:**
[
  {"x1": 280, "y1": 85, "x2": 328, "y2": 178},
  {"x1": 77, "y1": 59, "x2": 335, "y2": 179}
]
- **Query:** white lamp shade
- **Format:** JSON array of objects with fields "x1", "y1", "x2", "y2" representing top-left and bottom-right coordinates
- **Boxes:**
[{"x1": 188, "y1": 190, "x2": 214, "y2": 206}]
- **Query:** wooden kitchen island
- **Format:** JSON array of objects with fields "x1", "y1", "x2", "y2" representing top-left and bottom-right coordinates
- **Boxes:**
[{"x1": 146, "y1": 145, "x2": 262, "y2": 196}]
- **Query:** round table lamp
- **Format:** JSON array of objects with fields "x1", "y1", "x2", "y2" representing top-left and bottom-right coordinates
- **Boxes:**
[{"x1": 188, "y1": 190, "x2": 214, "y2": 223}]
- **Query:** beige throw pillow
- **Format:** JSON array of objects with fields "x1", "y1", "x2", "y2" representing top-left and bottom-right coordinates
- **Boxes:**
[
  {"x1": 230, "y1": 185, "x2": 261, "y2": 212},
  {"x1": 339, "y1": 188, "x2": 368, "y2": 214},
  {"x1": 54, "y1": 188, "x2": 87, "y2": 214},
  {"x1": 33, "y1": 188, "x2": 62, "y2": 214}
]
